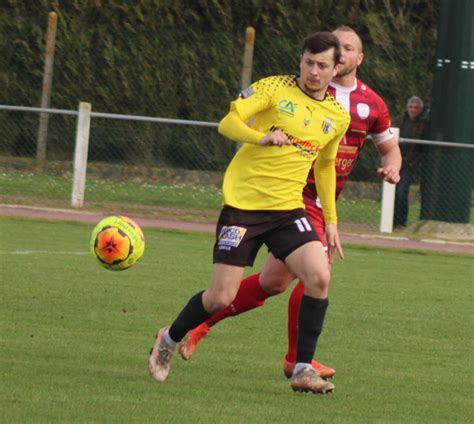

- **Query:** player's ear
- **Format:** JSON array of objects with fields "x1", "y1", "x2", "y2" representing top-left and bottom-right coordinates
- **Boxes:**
[
  {"x1": 333, "y1": 63, "x2": 341, "y2": 77},
  {"x1": 357, "y1": 52, "x2": 364, "y2": 67}
]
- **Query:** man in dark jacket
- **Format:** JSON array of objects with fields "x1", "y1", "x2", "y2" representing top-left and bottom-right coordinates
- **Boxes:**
[{"x1": 392, "y1": 96, "x2": 429, "y2": 228}]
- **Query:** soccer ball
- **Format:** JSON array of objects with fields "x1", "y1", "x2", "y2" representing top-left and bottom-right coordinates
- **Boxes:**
[{"x1": 90, "y1": 215, "x2": 145, "y2": 271}]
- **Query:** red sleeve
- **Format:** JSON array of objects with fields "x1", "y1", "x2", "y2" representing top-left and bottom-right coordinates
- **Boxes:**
[{"x1": 370, "y1": 93, "x2": 392, "y2": 135}]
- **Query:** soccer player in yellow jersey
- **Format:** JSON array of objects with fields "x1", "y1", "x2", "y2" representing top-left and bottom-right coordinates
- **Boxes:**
[
  {"x1": 179, "y1": 26, "x2": 401, "y2": 381},
  {"x1": 148, "y1": 32, "x2": 350, "y2": 394}
]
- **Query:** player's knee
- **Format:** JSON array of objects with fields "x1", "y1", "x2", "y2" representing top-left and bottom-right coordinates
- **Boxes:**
[
  {"x1": 205, "y1": 292, "x2": 233, "y2": 313},
  {"x1": 305, "y1": 268, "x2": 331, "y2": 292},
  {"x1": 260, "y1": 272, "x2": 293, "y2": 295},
  {"x1": 262, "y1": 279, "x2": 289, "y2": 295}
]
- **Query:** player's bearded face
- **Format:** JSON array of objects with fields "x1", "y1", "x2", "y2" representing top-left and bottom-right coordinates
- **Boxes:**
[
  {"x1": 299, "y1": 50, "x2": 337, "y2": 98},
  {"x1": 337, "y1": 56, "x2": 358, "y2": 77},
  {"x1": 333, "y1": 30, "x2": 363, "y2": 77}
]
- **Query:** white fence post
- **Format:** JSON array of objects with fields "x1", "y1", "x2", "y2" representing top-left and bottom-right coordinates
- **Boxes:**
[
  {"x1": 71, "y1": 102, "x2": 92, "y2": 208},
  {"x1": 379, "y1": 127, "x2": 399, "y2": 233}
]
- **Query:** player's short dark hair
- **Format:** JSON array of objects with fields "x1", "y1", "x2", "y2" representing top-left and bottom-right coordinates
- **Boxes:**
[{"x1": 302, "y1": 32, "x2": 341, "y2": 64}]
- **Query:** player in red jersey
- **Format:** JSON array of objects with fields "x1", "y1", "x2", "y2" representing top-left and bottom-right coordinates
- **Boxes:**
[{"x1": 179, "y1": 26, "x2": 401, "y2": 379}]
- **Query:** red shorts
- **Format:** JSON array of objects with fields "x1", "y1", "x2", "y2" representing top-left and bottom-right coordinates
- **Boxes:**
[{"x1": 303, "y1": 194, "x2": 326, "y2": 248}]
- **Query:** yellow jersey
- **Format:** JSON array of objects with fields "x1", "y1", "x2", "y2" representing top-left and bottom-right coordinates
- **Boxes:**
[{"x1": 218, "y1": 75, "x2": 350, "y2": 223}]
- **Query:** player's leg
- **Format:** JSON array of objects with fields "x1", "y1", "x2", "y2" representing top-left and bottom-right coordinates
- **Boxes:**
[
  {"x1": 265, "y1": 209, "x2": 334, "y2": 393},
  {"x1": 150, "y1": 205, "x2": 259, "y2": 382},
  {"x1": 284, "y1": 241, "x2": 334, "y2": 393},
  {"x1": 284, "y1": 282, "x2": 335, "y2": 379},
  {"x1": 284, "y1": 281, "x2": 303, "y2": 369},
  {"x1": 394, "y1": 167, "x2": 410, "y2": 227},
  {"x1": 180, "y1": 253, "x2": 295, "y2": 360},
  {"x1": 149, "y1": 263, "x2": 245, "y2": 382},
  {"x1": 180, "y1": 272, "x2": 268, "y2": 360},
  {"x1": 284, "y1": 201, "x2": 335, "y2": 379}
]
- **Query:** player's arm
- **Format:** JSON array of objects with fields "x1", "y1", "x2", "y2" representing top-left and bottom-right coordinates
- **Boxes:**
[
  {"x1": 372, "y1": 97, "x2": 402, "y2": 184},
  {"x1": 374, "y1": 134, "x2": 401, "y2": 184},
  {"x1": 218, "y1": 106, "x2": 265, "y2": 144},
  {"x1": 218, "y1": 79, "x2": 290, "y2": 147},
  {"x1": 218, "y1": 106, "x2": 290, "y2": 147},
  {"x1": 313, "y1": 137, "x2": 343, "y2": 262}
]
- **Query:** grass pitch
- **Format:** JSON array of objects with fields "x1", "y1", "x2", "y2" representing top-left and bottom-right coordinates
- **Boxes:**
[
  {"x1": 6, "y1": 172, "x2": 473, "y2": 227},
  {"x1": 0, "y1": 217, "x2": 472, "y2": 423}
]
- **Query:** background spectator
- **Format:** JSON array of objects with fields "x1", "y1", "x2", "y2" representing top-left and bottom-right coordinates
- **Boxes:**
[{"x1": 392, "y1": 96, "x2": 429, "y2": 228}]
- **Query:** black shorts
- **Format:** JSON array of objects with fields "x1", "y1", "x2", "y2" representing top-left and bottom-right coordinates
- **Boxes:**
[{"x1": 213, "y1": 206, "x2": 320, "y2": 267}]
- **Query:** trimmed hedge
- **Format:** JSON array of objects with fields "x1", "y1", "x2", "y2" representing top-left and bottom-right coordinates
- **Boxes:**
[{"x1": 1, "y1": 0, "x2": 439, "y2": 177}]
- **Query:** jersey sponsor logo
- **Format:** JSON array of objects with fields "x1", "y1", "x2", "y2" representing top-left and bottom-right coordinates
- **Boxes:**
[
  {"x1": 303, "y1": 118, "x2": 311, "y2": 127},
  {"x1": 270, "y1": 126, "x2": 320, "y2": 157},
  {"x1": 321, "y1": 118, "x2": 333, "y2": 134},
  {"x1": 240, "y1": 87, "x2": 254, "y2": 99},
  {"x1": 357, "y1": 103, "x2": 370, "y2": 119},
  {"x1": 217, "y1": 226, "x2": 247, "y2": 250},
  {"x1": 337, "y1": 145, "x2": 358, "y2": 153},
  {"x1": 335, "y1": 157, "x2": 356, "y2": 172},
  {"x1": 348, "y1": 128, "x2": 367, "y2": 136},
  {"x1": 278, "y1": 99, "x2": 298, "y2": 116}
]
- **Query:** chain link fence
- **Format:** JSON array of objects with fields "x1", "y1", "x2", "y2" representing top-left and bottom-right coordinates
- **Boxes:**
[
  {"x1": 1, "y1": 106, "x2": 472, "y2": 241},
  {"x1": 1, "y1": 7, "x2": 472, "y2": 242}
]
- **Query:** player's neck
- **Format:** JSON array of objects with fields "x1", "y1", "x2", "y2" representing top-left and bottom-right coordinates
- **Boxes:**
[
  {"x1": 332, "y1": 72, "x2": 357, "y2": 88},
  {"x1": 296, "y1": 78, "x2": 327, "y2": 101}
]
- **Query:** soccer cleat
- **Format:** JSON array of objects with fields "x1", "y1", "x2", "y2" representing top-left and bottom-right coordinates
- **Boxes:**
[
  {"x1": 179, "y1": 323, "x2": 210, "y2": 360},
  {"x1": 290, "y1": 367, "x2": 335, "y2": 394},
  {"x1": 283, "y1": 358, "x2": 335, "y2": 380},
  {"x1": 148, "y1": 326, "x2": 176, "y2": 382}
]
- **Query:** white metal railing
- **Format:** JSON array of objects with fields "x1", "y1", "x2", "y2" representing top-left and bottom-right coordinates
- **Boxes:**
[
  {"x1": 1, "y1": 103, "x2": 472, "y2": 234},
  {"x1": 0, "y1": 104, "x2": 218, "y2": 127},
  {"x1": 2, "y1": 104, "x2": 474, "y2": 147},
  {"x1": 397, "y1": 137, "x2": 473, "y2": 149}
]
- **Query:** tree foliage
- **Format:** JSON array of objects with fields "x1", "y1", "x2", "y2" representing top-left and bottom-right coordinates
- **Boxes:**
[
  {"x1": 1, "y1": 0, "x2": 439, "y2": 172},
  {"x1": 2, "y1": 0, "x2": 439, "y2": 114}
]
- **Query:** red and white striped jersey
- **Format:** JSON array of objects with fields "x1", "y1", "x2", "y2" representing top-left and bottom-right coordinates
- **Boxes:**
[{"x1": 304, "y1": 79, "x2": 393, "y2": 200}]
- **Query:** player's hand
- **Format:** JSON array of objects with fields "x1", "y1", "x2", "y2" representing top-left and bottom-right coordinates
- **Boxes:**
[
  {"x1": 325, "y1": 223, "x2": 344, "y2": 265},
  {"x1": 377, "y1": 165, "x2": 400, "y2": 184},
  {"x1": 258, "y1": 129, "x2": 290, "y2": 147}
]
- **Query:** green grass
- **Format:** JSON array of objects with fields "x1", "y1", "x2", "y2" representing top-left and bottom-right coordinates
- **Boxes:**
[
  {"x1": 0, "y1": 172, "x2": 435, "y2": 227},
  {"x1": 0, "y1": 172, "x2": 223, "y2": 210},
  {"x1": 1, "y1": 217, "x2": 472, "y2": 423}
]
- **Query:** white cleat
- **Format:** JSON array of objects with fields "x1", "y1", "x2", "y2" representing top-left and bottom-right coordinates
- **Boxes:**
[
  {"x1": 148, "y1": 326, "x2": 175, "y2": 382},
  {"x1": 290, "y1": 367, "x2": 335, "y2": 394}
]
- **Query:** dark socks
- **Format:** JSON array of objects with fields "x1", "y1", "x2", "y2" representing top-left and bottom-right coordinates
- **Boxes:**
[
  {"x1": 296, "y1": 295, "x2": 328, "y2": 364},
  {"x1": 168, "y1": 291, "x2": 211, "y2": 342}
]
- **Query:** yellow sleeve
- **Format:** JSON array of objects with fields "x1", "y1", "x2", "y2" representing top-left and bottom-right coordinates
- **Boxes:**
[
  {"x1": 218, "y1": 105, "x2": 266, "y2": 145},
  {"x1": 218, "y1": 77, "x2": 276, "y2": 144},
  {"x1": 314, "y1": 137, "x2": 339, "y2": 224}
]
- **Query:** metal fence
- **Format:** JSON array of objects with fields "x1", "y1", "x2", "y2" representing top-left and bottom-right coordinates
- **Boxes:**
[
  {"x1": 0, "y1": 105, "x2": 472, "y2": 242},
  {"x1": 3, "y1": 8, "x2": 472, "y2": 242}
]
